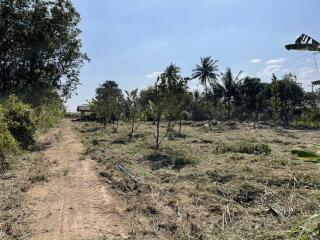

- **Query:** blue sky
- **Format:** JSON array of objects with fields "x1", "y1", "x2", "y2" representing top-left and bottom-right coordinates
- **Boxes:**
[{"x1": 68, "y1": 0, "x2": 320, "y2": 111}]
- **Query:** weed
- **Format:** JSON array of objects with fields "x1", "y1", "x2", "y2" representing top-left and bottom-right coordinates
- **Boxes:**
[
  {"x1": 215, "y1": 142, "x2": 271, "y2": 155},
  {"x1": 146, "y1": 150, "x2": 194, "y2": 170},
  {"x1": 234, "y1": 182, "x2": 261, "y2": 206}
]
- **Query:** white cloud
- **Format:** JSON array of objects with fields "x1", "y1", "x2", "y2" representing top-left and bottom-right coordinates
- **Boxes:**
[
  {"x1": 296, "y1": 67, "x2": 314, "y2": 90},
  {"x1": 250, "y1": 58, "x2": 262, "y2": 64},
  {"x1": 266, "y1": 58, "x2": 285, "y2": 65},
  {"x1": 256, "y1": 64, "x2": 282, "y2": 80},
  {"x1": 146, "y1": 71, "x2": 162, "y2": 79}
]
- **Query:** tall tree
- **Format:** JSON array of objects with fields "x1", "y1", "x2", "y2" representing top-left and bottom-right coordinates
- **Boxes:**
[
  {"x1": 192, "y1": 56, "x2": 219, "y2": 94},
  {"x1": 270, "y1": 74, "x2": 281, "y2": 124},
  {"x1": 277, "y1": 73, "x2": 304, "y2": 125},
  {"x1": 0, "y1": 0, "x2": 89, "y2": 105},
  {"x1": 213, "y1": 68, "x2": 242, "y2": 118},
  {"x1": 94, "y1": 81, "x2": 123, "y2": 132},
  {"x1": 163, "y1": 63, "x2": 181, "y2": 81},
  {"x1": 238, "y1": 77, "x2": 263, "y2": 120}
]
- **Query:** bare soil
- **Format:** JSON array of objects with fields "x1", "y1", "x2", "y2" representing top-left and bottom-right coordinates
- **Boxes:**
[{"x1": 25, "y1": 120, "x2": 128, "y2": 240}]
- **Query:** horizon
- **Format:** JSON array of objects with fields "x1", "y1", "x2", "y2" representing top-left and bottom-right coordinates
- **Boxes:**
[{"x1": 67, "y1": 0, "x2": 320, "y2": 111}]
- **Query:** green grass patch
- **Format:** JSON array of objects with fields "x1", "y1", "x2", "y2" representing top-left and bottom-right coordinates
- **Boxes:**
[
  {"x1": 146, "y1": 150, "x2": 195, "y2": 170},
  {"x1": 215, "y1": 142, "x2": 271, "y2": 155},
  {"x1": 291, "y1": 149, "x2": 320, "y2": 162}
]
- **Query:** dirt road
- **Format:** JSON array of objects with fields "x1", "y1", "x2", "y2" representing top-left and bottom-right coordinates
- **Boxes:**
[{"x1": 26, "y1": 120, "x2": 127, "y2": 240}]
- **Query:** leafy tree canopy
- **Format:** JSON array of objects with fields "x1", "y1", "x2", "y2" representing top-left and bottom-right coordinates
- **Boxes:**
[{"x1": 0, "y1": 0, "x2": 89, "y2": 105}]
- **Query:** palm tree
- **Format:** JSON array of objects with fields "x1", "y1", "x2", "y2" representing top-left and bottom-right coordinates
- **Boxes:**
[
  {"x1": 163, "y1": 63, "x2": 181, "y2": 82},
  {"x1": 192, "y1": 56, "x2": 219, "y2": 94},
  {"x1": 213, "y1": 68, "x2": 242, "y2": 118}
]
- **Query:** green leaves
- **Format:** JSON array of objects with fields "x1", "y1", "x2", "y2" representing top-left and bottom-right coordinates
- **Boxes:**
[
  {"x1": 0, "y1": 0, "x2": 89, "y2": 105},
  {"x1": 94, "y1": 80, "x2": 124, "y2": 125},
  {"x1": 3, "y1": 95, "x2": 36, "y2": 149},
  {"x1": 192, "y1": 56, "x2": 219, "y2": 94}
]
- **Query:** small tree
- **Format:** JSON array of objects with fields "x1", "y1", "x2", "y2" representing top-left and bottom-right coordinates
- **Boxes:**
[
  {"x1": 149, "y1": 64, "x2": 189, "y2": 149},
  {"x1": 124, "y1": 89, "x2": 140, "y2": 140},
  {"x1": 270, "y1": 74, "x2": 281, "y2": 124},
  {"x1": 94, "y1": 80, "x2": 123, "y2": 132}
]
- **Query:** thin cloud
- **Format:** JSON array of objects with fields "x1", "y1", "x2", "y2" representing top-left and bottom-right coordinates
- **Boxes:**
[
  {"x1": 256, "y1": 64, "x2": 282, "y2": 80},
  {"x1": 282, "y1": 68, "x2": 291, "y2": 73},
  {"x1": 146, "y1": 71, "x2": 162, "y2": 79},
  {"x1": 250, "y1": 59, "x2": 262, "y2": 64},
  {"x1": 296, "y1": 67, "x2": 315, "y2": 90},
  {"x1": 266, "y1": 58, "x2": 285, "y2": 65}
]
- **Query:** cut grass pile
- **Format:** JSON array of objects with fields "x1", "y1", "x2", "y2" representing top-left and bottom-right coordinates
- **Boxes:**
[{"x1": 77, "y1": 121, "x2": 320, "y2": 240}]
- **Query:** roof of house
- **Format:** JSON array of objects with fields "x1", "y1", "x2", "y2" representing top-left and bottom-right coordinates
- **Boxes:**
[{"x1": 77, "y1": 105, "x2": 91, "y2": 112}]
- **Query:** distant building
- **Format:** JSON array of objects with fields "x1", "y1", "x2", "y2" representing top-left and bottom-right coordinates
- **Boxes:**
[{"x1": 77, "y1": 104, "x2": 92, "y2": 119}]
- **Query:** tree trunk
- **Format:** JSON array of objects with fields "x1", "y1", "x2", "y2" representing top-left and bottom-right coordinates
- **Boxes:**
[
  {"x1": 103, "y1": 118, "x2": 107, "y2": 128},
  {"x1": 179, "y1": 120, "x2": 182, "y2": 135},
  {"x1": 113, "y1": 120, "x2": 119, "y2": 133},
  {"x1": 156, "y1": 119, "x2": 160, "y2": 149},
  {"x1": 227, "y1": 100, "x2": 231, "y2": 119},
  {"x1": 205, "y1": 82, "x2": 208, "y2": 95},
  {"x1": 129, "y1": 117, "x2": 135, "y2": 140}
]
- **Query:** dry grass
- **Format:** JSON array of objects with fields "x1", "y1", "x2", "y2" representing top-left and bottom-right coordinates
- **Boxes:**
[
  {"x1": 0, "y1": 131, "x2": 54, "y2": 240},
  {"x1": 76, "y1": 121, "x2": 320, "y2": 240}
]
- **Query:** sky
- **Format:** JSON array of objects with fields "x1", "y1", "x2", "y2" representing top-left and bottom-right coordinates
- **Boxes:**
[{"x1": 67, "y1": 0, "x2": 320, "y2": 111}]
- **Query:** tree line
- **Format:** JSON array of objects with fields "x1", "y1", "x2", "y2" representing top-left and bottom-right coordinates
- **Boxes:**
[{"x1": 90, "y1": 57, "x2": 320, "y2": 149}]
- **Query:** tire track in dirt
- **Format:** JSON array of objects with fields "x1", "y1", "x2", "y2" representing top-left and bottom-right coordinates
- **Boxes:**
[{"x1": 25, "y1": 120, "x2": 127, "y2": 240}]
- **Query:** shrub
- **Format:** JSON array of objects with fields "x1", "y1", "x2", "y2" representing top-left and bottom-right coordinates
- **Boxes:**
[
  {"x1": 146, "y1": 150, "x2": 194, "y2": 170},
  {"x1": 34, "y1": 99, "x2": 64, "y2": 130},
  {"x1": 3, "y1": 95, "x2": 36, "y2": 149},
  {"x1": 214, "y1": 142, "x2": 271, "y2": 155},
  {"x1": 0, "y1": 106, "x2": 18, "y2": 172},
  {"x1": 236, "y1": 142, "x2": 271, "y2": 155},
  {"x1": 173, "y1": 155, "x2": 194, "y2": 169}
]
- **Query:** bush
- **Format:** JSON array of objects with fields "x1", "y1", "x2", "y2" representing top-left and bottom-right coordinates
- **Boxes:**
[
  {"x1": 214, "y1": 142, "x2": 271, "y2": 155},
  {"x1": 34, "y1": 99, "x2": 64, "y2": 130},
  {"x1": 0, "y1": 106, "x2": 18, "y2": 172},
  {"x1": 236, "y1": 142, "x2": 271, "y2": 155},
  {"x1": 3, "y1": 95, "x2": 36, "y2": 149},
  {"x1": 146, "y1": 150, "x2": 194, "y2": 170}
]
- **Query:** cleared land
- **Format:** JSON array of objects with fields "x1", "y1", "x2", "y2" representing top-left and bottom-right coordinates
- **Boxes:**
[
  {"x1": 76, "y1": 120, "x2": 320, "y2": 240},
  {"x1": 1, "y1": 119, "x2": 319, "y2": 240}
]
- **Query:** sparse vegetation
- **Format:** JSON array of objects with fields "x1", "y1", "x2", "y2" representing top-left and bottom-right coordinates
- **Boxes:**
[
  {"x1": 77, "y1": 120, "x2": 320, "y2": 239},
  {"x1": 0, "y1": 0, "x2": 319, "y2": 239}
]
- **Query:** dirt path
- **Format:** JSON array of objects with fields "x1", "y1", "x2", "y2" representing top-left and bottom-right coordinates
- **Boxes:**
[{"x1": 26, "y1": 120, "x2": 127, "y2": 240}]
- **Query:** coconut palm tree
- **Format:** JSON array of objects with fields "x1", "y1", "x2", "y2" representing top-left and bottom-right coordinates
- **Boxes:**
[
  {"x1": 163, "y1": 63, "x2": 181, "y2": 82},
  {"x1": 213, "y1": 68, "x2": 242, "y2": 118},
  {"x1": 192, "y1": 56, "x2": 219, "y2": 94}
]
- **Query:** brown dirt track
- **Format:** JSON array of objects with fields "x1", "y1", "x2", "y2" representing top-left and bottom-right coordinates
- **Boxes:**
[{"x1": 25, "y1": 120, "x2": 127, "y2": 240}]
